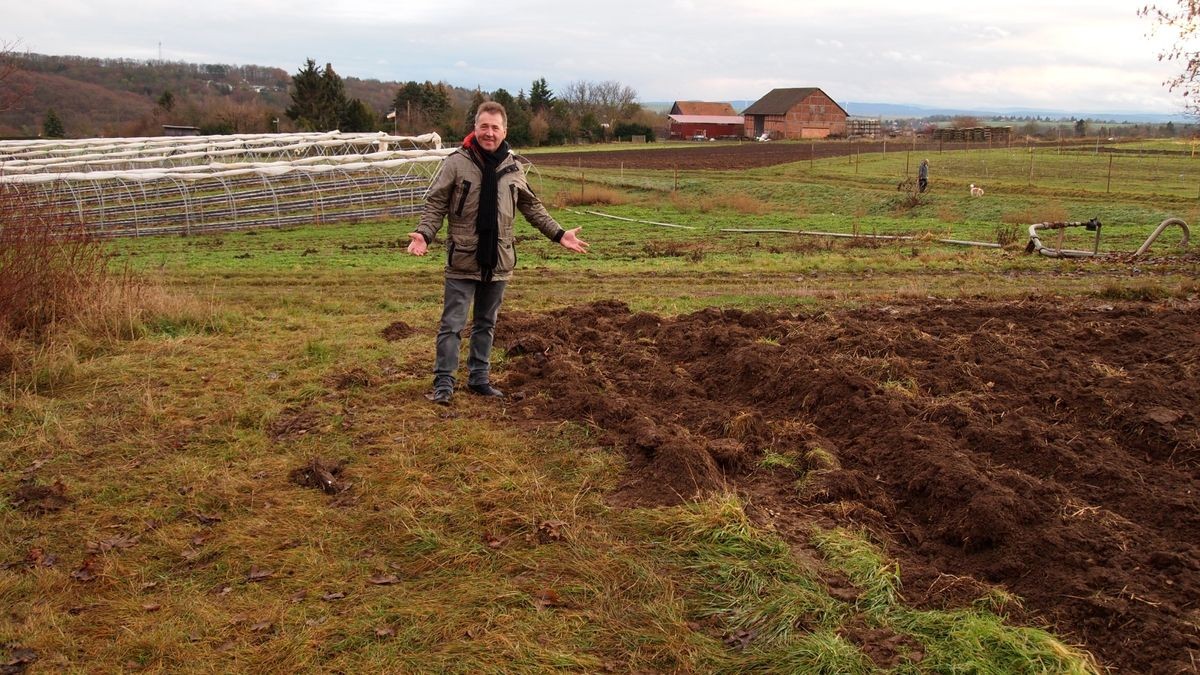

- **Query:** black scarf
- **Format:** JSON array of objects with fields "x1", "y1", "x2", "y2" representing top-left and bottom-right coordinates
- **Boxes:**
[{"x1": 471, "y1": 136, "x2": 509, "y2": 282}]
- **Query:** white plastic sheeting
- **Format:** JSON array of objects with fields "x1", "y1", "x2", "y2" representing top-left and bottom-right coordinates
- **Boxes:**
[{"x1": 0, "y1": 132, "x2": 452, "y2": 237}]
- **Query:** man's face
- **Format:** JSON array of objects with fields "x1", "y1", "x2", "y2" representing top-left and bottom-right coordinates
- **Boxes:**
[{"x1": 474, "y1": 111, "x2": 507, "y2": 152}]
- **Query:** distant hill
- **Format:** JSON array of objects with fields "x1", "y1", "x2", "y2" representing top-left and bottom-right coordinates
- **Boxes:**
[
  {"x1": 0, "y1": 53, "x2": 477, "y2": 138},
  {"x1": 841, "y1": 101, "x2": 1193, "y2": 124},
  {"x1": 645, "y1": 99, "x2": 1191, "y2": 124}
]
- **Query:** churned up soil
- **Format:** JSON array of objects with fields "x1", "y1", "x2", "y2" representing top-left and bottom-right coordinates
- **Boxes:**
[{"x1": 496, "y1": 298, "x2": 1200, "y2": 674}]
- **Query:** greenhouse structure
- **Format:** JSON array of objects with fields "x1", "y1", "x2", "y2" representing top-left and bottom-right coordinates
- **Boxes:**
[{"x1": 0, "y1": 131, "x2": 454, "y2": 237}]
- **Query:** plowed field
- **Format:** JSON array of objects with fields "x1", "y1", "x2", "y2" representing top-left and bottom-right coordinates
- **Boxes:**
[
  {"x1": 499, "y1": 298, "x2": 1200, "y2": 674},
  {"x1": 530, "y1": 140, "x2": 1010, "y2": 170}
]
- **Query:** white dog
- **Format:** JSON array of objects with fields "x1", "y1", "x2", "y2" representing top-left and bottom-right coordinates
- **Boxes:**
[{"x1": 970, "y1": 184, "x2": 984, "y2": 197}]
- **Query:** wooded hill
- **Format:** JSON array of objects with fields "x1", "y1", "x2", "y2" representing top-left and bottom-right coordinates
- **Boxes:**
[{"x1": 0, "y1": 53, "x2": 476, "y2": 138}]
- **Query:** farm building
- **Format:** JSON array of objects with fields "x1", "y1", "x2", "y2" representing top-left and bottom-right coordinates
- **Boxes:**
[
  {"x1": 667, "y1": 114, "x2": 745, "y2": 140},
  {"x1": 669, "y1": 101, "x2": 738, "y2": 116},
  {"x1": 846, "y1": 117, "x2": 882, "y2": 139},
  {"x1": 666, "y1": 101, "x2": 744, "y2": 140},
  {"x1": 931, "y1": 126, "x2": 1013, "y2": 142},
  {"x1": 741, "y1": 88, "x2": 847, "y2": 140},
  {"x1": 162, "y1": 125, "x2": 201, "y2": 136}
]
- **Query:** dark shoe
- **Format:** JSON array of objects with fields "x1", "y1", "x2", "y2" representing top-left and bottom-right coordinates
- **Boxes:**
[
  {"x1": 467, "y1": 382, "x2": 504, "y2": 398},
  {"x1": 428, "y1": 389, "x2": 452, "y2": 405}
]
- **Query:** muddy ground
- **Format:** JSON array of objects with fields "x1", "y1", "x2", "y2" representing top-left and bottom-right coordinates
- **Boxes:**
[{"x1": 496, "y1": 298, "x2": 1200, "y2": 674}]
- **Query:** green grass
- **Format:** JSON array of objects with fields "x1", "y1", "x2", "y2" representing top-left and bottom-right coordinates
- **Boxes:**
[
  {"x1": 627, "y1": 496, "x2": 1097, "y2": 673},
  {"x1": 4, "y1": 142, "x2": 1191, "y2": 671}
]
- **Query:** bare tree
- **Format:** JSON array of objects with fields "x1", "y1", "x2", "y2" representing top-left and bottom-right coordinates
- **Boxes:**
[
  {"x1": 559, "y1": 80, "x2": 594, "y2": 119},
  {"x1": 591, "y1": 80, "x2": 640, "y2": 122},
  {"x1": 1141, "y1": 1, "x2": 1200, "y2": 114},
  {"x1": 1, "y1": 39, "x2": 32, "y2": 113},
  {"x1": 559, "y1": 79, "x2": 640, "y2": 124}
]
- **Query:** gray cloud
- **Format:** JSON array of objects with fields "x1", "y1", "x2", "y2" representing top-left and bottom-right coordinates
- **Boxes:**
[{"x1": 3, "y1": 0, "x2": 1185, "y2": 113}]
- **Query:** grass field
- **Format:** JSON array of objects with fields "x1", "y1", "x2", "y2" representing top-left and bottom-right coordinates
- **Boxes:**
[{"x1": 2, "y1": 145, "x2": 1195, "y2": 672}]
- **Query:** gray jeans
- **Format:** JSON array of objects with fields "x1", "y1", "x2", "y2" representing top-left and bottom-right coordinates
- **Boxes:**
[{"x1": 433, "y1": 277, "x2": 507, "y2": 391}]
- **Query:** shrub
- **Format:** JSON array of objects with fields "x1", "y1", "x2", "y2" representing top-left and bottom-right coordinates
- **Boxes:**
[
  {"x1": 0, "y1": 186, "x2": 112, "y2": 338},
  {"x1": 612, "y1": 122, "x2": 655, "y2": 141},
  {"x1": 0, "y1": 186, "x2": 215, "y2": 390}
]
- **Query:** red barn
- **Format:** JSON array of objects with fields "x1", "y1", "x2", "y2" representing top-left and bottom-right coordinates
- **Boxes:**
[
  {"x1": 742, "y1": 88, "x2": 847, "y2": 140},
  {"x1": 667, "y1": 114, "x2": 745, "y2": 140},
  {"x1": 667, "y1": 101, "x2": 744, "y2": 139}
]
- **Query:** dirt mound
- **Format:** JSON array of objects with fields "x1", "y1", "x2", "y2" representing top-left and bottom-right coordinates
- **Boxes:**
[
  {"x1": 497, "y1": 298, "x2": 1200, "y2": 674},
  {"x1": 381, "y1": 320, "x2": 416, "y2": 342}
]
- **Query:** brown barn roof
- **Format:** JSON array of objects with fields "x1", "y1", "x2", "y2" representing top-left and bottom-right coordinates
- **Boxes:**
[
  {"x1": 670, "y1": 101, "x2": 737, "y2": 116},
  {"x1": 667, "y1": 114, "x2": 744, "y2": 124},
  {"x1": 742, "y1": 88, "x2": 847, "y2": 117}
]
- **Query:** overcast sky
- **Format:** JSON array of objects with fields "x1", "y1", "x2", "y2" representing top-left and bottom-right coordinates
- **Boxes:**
[{"x1": 3, "y1": 0, "x2": 1189, "y2": 114}]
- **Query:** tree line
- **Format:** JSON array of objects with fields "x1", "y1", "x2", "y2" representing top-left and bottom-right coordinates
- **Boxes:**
[
  {"x1": 0, "y1": 50, "x2": 657, "y2": 144},
  {"x1": 285, "y1": 59, "x2": 657, "y2": 145}
]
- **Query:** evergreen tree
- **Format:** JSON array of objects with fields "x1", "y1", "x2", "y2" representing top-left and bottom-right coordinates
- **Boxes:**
[
  {"x1": 286, "y1": 59, "x2": 351, "y2": 131},
  {"x1": 419, "y1": 81, "x2": 451, "y2": 128},
  {"x1": 492, "y1": 88, "x2": 531, "y2": 147},
  {"x1": 465, "y1": 89, "x2": 487, "y2": 134},
  {"x1": 43, "y1": 108, "x2": 65, "y2": 138},
  {"x1": 157, "y1": 90, "x2": 175, "y2": 112},
  {"x1": 391, "y1": 81, "x2": 423, "y2": 131},
  {"x1": 391, "y1": 80, "x2": 453, "y2": 133},
  {"x1": 341, "y1": 98, "x2": 376, "y2": 132},
  {"x1": 286, "y1": 58, "x2": 325, "y2": 130},
  {"x1": 318, "y1": 63, "x2": 349, "y2": 130},
  {"x1": 530, "y1": 77, "x2": 554, "y2": 113}
]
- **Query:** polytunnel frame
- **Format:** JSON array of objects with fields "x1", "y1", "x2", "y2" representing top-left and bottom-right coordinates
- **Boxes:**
[
  {"x1": 304, "y1": 171, "x2": 327, "y2": 225},
  {"x1": 2, "y1": 140, "x2": 452, "y2": 236},
  {"x1": 258, "y1": 173, "x2": 282, "y2": 228},
  {"x1": 112, "y1": 176, "x2": 141, "y2": 236},
  {"x1": 335, "y1": 167, "x2": 369, "y2": 220}
]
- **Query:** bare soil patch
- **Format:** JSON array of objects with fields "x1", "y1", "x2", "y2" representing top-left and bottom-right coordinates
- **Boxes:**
[
  {"x1": 10, "y1": 480, "x2": 71, "y2": 515},
  {"x1": 498, "y1": 298, "x2": 1200, "y2": 674}
]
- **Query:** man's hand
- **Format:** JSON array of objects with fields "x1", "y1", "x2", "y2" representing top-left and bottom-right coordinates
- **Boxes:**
[
  {"x1": 558, "y1": 227, "x2": 589, "y2": 253},
  {"x1": 407, "y1": 232, "x2": 428, "y2": 256}
]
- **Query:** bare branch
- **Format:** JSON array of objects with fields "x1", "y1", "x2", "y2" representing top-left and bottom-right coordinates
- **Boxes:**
[{"x1": 1, "y1": 39, "x2": 33, "y2": 113}]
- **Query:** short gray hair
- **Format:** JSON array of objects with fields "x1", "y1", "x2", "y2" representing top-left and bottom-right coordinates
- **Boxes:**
[{"x1": 474, "y1": 101, "x2": 507, "y2": 127}]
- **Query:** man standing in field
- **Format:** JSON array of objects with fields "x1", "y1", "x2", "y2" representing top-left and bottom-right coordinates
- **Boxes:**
[
  {"x1": 918, "y1": 159, "x2": 929, "y2": 193},
  {"x1": 407, "y1": 101, "x2": 589, "y2": 405}
]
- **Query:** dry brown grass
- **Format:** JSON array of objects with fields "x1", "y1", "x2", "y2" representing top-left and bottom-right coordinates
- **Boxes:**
[
  {"x1": 669, "y1": 192, "x2": 771, "y2": 215},
  {"x1": 0, "y1": 188, "x2": 215, "y2": 392},
  {"x1": 0, "y1": 188, "x2": 110, "y2": 339},
  {"x1": 553, "y1": 185, "x2": 629, "y2": 207}
]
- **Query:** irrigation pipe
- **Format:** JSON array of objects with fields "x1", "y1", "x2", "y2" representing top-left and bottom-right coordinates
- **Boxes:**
[
  {"x1": 1134, "y1": 218, "x2": 1190, "y2": 256},
  {"x1": 569, "y1": 208, "x2": 1001, "y2": 247},
  {"x1": 1025, "y1": 218, "x2": 1190, "y2": 258},
  {"x1": 564, "y1": 208, "x2": 696, "y2": 229},
  {"x1": 720, "y1": 228, "x2": 1001, "y2": 248}
]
